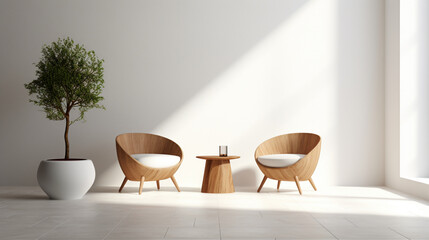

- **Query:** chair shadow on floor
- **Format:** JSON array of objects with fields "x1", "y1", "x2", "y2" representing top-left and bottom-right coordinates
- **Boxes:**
[
  {"x1": 232, "y1": 167, "x2": 257, "y2": 192},
  {"x1": 232, "y1": 167, "x2": 297, "y2": 193},
  {"x1": 91, "y1": 185, "x2": 202, "y2": 194}
]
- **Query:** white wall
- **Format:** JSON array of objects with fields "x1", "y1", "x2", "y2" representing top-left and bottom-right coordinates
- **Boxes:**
[
  {"x1": 399, "y1": 0, "x2": 429, "y2": 178},
  {"x1": 385, "y1": 0, "x2": 429, "y2": 200},
  {"x1": 0, "y1": 0, "x2": 385, "y2": 189}
]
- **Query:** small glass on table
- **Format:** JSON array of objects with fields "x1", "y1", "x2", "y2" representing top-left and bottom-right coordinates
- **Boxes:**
[{"x1": 219, "y1": 145, "x2": 228, "y2": 157}]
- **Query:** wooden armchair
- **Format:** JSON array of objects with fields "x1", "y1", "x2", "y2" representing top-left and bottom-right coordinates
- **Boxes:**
[
  {"x1": 255, "y1": 133, "x2": 321, "y2": 195},
  {"x1": 115, "y1": 133, "x2": 183, "y2": 194}
]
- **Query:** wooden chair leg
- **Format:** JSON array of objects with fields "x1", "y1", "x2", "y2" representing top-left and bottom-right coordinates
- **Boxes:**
[
  {"x1": 309, "y1": 177, "x2": 317, "y2": 191},
  {"x1": 171, "y1": 176, "x2": 180, "y2": 192},
  {"x1": 139, "y1": 176, "x2": 145, "y2": 195},
  {"x1": 294, "y1": 176, "x2": 302, "y2": 195},
  {"x1": 119, "y1": 177, "x2": 128, "y2": 193},
  {"x1": 156, "y1": 180, "x2": 160, "y2": 190},
  {"x1": 257, "y1": 176, "x2": 268, "y2": 192},
  {"x1": 277, "y1": 180, "x2": 281, "y2": 191}
]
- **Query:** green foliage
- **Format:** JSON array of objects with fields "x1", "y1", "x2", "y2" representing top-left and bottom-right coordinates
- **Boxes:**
[
  {"x1": 25, "y1": 37, "x2": 105, "y2": 124},
  {"x1": 25, "y1": 37, "x2": 105, "y2": 159}
]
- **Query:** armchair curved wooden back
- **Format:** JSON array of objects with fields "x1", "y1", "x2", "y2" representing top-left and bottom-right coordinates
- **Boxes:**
[
  {"x1": 115, "y1": 133, "x2": 183, "y2": 194},
  {"x1": 255, "y1": 133, "x2": 321, "y2": 194}
]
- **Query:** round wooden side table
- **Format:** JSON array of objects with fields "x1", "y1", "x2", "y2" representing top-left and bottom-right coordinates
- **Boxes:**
[{"x1": 196, "y1": 155, "x2": 240, "y2": 193}]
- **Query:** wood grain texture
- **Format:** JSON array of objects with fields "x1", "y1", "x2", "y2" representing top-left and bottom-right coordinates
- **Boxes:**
[
  {"x1": 196, "y1": 156, "x2": 240, "y2": 161},
  {"x1": 139, "y1": 176, "x2": 145, "y2": 195},
  {"x1": 198, "y1": 156, "x2": 239, "y2": 193},
  {"x1": 118, "y1": 177, "x2": 127, "y2": 193},
  {"x1": 115, "y1": 133, "x2": 183, "y2": 194},
  {"x1": 294, "y1": 176, "x2": 302, "y2": 195},
  {"x1": 254, "y1": 133, "x2": 321, "y2": 194},
  {"x1": 171, "y1": 176, "x2": 180, "y2": 192},
  {"x1": 257, "y1": 175, "x2": 267, "y2": 193},
  {"x1": 309, "y1": 177, "x2": 317, "y2": 191}
]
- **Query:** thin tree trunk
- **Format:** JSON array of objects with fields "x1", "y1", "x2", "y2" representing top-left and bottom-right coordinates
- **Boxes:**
[{"x1": 64, "y1": 115, "x2": 70, "y2": 159}]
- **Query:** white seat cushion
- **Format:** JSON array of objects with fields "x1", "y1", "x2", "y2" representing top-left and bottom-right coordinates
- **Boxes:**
[
  {"x1": 131, "y1": 154, "x2": 180, "y2": 168},
  {"x1": 257, "y1": 154, "x2": 305, "y2": 168}
]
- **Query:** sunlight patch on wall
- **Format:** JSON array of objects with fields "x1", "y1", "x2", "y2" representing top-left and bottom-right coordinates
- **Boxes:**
[
  {"x1": 149, "y1": 0, "x2": 338, "y2": 188},
  {"x1": 400, "y1": 0, "x2": 429, "y2": 178}
]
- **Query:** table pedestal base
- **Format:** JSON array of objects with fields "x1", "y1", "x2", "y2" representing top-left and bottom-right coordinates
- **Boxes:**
[{"x1": 201, "y1": 160, "x2": 234, "y2": 193}]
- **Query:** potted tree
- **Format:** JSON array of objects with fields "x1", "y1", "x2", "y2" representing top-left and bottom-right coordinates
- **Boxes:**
[{"x1": 25, "y1": 37, "x2": 105, "y2": 200}]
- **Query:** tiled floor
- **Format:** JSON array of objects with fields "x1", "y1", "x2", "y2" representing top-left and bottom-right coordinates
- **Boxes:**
[{"x1": 0, "y1": 185, "x2": 429, "y2": 240}]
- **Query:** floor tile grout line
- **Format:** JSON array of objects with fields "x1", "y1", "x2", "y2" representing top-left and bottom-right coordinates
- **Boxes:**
[
  {"x1": 3, "y1": 186, "x2": 429, "y2": 240},
  {"x1": 101, "y1": 212, "x2": 131, "y2": 240},
  {"x1": 30, "y1": 216, "x2": 48, "y2": 228},
  {"x1": 163, "y1": 226, "x2": 169, "y2": 239},
  {"x1": 35, "y1": 216, "x2": 71, "y2": 240},
  {"x1": 309, "y1": 214, "x2": 339, "y2": 240},
  {"x1": 344, "y1": 217, "x2": 358, "y2": 227},
  {"x1": 388, "y1": 227, "x2": 411, "y2": 240},
  {"x1": 218, "y1": 210, "x2": 222, "y2": 240}
]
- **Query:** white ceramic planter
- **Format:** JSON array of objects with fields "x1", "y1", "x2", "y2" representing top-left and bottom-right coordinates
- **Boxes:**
[{"x1": 37, "y1": 159, "x2": 95, "y2": 200}]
